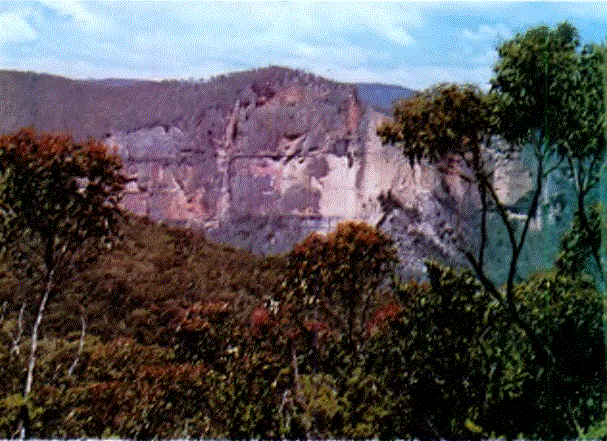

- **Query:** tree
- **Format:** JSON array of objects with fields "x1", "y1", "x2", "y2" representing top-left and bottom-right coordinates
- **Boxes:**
[
  {"x1": 378, "y1": 22, "x2": 607, "y2": 429},
  {"x1": 492, "y1": 23, "x2": 606, "y2": 280},
  {"x1": 0, "y1": 128, "x2": 125, "y2": 437},
  {"x1": 491, "y1": 23, "x2": 607, "y2": 384},
  {"x1": 377, "y1": 83, "x2": 491, "y2": 169},
  {"x1": 377, "y1": 83, "x2": 506, "y2": 310},
  {"x1": 377, "y1": 82, "x2": 495, "y2": 275},
  {"x1": 282, "y1": 222, "x2": 397, "y2": 348},
  {"x1": 277, "y1": 222, "x2": 397, "y2": 438}
]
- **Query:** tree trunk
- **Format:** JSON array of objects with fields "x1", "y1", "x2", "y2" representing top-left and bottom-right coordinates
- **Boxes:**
[
  {"x1": 24, "y1": 267, "x2": 54, "y2": 397},
  {"x1": 19, "y1": 266, "x2": 55, "y2": 440}
]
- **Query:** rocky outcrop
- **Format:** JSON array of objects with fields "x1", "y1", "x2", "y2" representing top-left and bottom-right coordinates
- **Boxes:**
[{"x1": 0, "y1": 67, "x2": 576, "y2": 282}]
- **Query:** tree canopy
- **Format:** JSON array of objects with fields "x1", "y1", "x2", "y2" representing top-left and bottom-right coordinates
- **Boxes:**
[
  {"x1": 377, "y1": 22, "x2": 607, "y2": 427},
  {"x1": 0, "y1": 128, "x2": 125, "y2": 273},
  {"x1": 490, "y1": 22, "x2": 605, "y2": 158},
  {"x1": 377, "y1": 83, "x2": 491, "y2": 167},
  {"x1": 282, "y1": 221, "x2": 397, "y2": 345}
]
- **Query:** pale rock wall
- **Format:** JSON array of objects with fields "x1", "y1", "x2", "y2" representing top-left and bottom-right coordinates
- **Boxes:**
[{"x1": 0, "y1": 67, "x2": 577, "y2": 282}]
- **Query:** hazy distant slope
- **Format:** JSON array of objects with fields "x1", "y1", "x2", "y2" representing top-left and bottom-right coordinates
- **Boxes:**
[{"x1": 355, "y1": 82, "x2": 416, "y2": 114}]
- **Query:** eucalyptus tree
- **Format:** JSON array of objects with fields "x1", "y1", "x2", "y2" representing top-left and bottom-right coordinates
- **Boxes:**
[
  {"x1": 492, "y1": 23, "x2": 607, "y2": 281},
  {"x1": 0, "y1": 128, "x2": 125, "y2": 438},
  {"x1": 378, "y1": 22, "x2": 607, "y2": 399}
]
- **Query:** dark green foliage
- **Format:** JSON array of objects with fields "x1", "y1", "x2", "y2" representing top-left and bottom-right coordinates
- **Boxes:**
[
  {"x1": 556, "y1": 204, "x2": 602, "y2": 276},
  {"x1": 376, "y1": 24, "x2": 607, "y2": 440},
  {"x1": 491, "y1": 22, "x2": 606, "y2": 158},
  {"x1": 492, "y1": 28, "x2": 606, "y2": 283},
  {"x1": 367, "y1": 264, "x2": 605, "y2": 439},
  {"x1": 509, "y1": 271, "x2": 606, "y2": 437},
  {"x1": 491, "y1": 22, "x2": 582, "y2": 146},
  {"x1": 364, "y1": 264, "x2": 502, "y2": 439}
]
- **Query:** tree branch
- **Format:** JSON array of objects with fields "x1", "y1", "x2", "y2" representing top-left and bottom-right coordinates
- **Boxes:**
[
  {"x1": 478, "y1": 184, "x2": 488, "y2": 268},
  {"x1": 10, "y1": 302, "x2": 26, "y2": 357},
  {"x1": 470, "y1": 153, "x2": 554, "y2": 367},
  {"x1": 67, "y1": 308, "x2": 86, "y2": 378}
]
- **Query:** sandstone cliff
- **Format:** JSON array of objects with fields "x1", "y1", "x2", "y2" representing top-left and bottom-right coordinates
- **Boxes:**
[{"x1": 0, "y1": 67, "x2": 574, "y2": 281}]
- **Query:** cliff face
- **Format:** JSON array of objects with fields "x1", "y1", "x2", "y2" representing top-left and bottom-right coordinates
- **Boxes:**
[{"x1": 0, "y1": 67, "x2": 574, "y2": 280}]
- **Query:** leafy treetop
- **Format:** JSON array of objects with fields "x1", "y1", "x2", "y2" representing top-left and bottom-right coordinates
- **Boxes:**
[
  {"x1": 0, "y1": 128, "x2": 126, "y2": 272},
  {"x1": 283, "y1": 221, "x2": 396, "y2": 345},
  {"x1": 491, "y1": 21, "x2": 605, "y2": 158},
  {"x1": 377, "y1": 83, "x2": 491, "y2": 167}
]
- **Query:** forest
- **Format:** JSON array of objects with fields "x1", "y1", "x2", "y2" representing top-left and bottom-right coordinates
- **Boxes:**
[{"x1": 1, "y1": 22, "x2": 607, "y2": 440}]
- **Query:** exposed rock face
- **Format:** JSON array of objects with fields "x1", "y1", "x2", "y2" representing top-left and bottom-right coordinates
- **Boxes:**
[{"x1": 0, "y1": 67, "x2": 575, "y2": 282}]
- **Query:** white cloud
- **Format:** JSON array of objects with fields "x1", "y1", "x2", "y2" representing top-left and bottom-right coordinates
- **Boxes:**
[
  {"x1": 0, "y1": 9, "x2": 38, "y2": 43},
  {"x1": 173, "y1": 2, "x2": 424, "y2": 48},
  {"x1": 38, "y1": 0, "x2": 107, "y2": 33},
  {"x1": 555, "y1": 2, "x2": 607, "y2": 21},
  {"x1": 118, "y1": 2, "x2": 422, "y2": 75},
  {"x1": 9, "y1": 1, "x2": 606, "y2": 94},
  {"x1": 290, "y1": 42, "x2": 393, "y2": 70},
  {"x1": 463, "y1": 23, "x2": 513, "y2": 42},
  {"x1": 379, "y1": 26, "x2": 416, "y2": 47}
]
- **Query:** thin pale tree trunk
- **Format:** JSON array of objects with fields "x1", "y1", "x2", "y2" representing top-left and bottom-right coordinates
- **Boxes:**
[
  {"x1": 24, "y1": 267, "x2": 55, "y2": 397},
  {"x1": 19, "y1": 267, "x2": 55, "y2": 440}
]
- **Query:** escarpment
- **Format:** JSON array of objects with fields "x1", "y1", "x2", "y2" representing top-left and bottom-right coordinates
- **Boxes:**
[{"x1": 0, "y1": 67, "x2": 574, "y2": 280}]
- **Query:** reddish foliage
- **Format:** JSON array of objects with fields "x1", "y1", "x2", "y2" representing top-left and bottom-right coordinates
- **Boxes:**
[
  {"x1": 173, "y1": 299, "x2": 232, "y2": 332},
  {"x1": 249, "y1": 306, "x2": 272, "y2": 336},
  {"x1": 285, "y1": 221, "x2": 397, "y2": 342},
  {"x1": 139, "y1": 363, "x2": 207, "y2": 382},
  {"x1": 365, "y1": 302, "x2": 405, "y2": 335},
  {"x1": 373, "y1": 303, "x2": 404, "y2": 323},
  {"x1": 303, "y1": 318, "x2": 332, "y2": 337},
  {"x1": 302, "y1": 318, "x2": 333, "y2": 350}
]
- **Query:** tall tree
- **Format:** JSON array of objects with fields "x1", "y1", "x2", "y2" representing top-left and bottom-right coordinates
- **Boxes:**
[
  {"x1": 377, "y1": 83, "x2": 491, "y2": 169},
  {"x1": 0, "y1": 128, "x2": 125, "y2": 437},
  {"x1": 492, "y1": 25, "x2": 607, "y2": 394},
  {"x1": 492, "y1": 23, "x2": 606, "y2": 279},
  {"x1": 378, "y1": 23, "x2": 607, "y2": 396}
]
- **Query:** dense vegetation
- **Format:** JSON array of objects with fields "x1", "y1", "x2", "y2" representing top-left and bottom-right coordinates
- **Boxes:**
[
  {"x1": 0, "y1": 206, "x2": 604, "y2": 438},
  {"x1": 1, "y1": 21, "x2": 606, "y2": 440}
]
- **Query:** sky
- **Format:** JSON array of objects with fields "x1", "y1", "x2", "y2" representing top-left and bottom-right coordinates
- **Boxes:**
[{"x1": 1, "y1": 1, "x2": 606, "y2": 90}]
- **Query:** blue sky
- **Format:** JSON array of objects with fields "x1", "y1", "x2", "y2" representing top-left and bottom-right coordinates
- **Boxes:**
[{"x1": 1, "y1": 1, "x2": 606, "y2": 90}]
